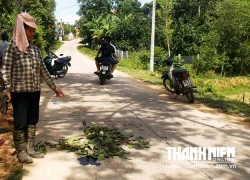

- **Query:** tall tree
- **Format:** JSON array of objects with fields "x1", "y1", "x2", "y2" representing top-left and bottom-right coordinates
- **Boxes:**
[
  {"x1": 0, "y1": 0, "x2": 20, "y2": 34},
  {"x1": 197, "y1": 0, "x2": 250, "y2": 75},
  {"x1": 213, "y1": 0, "x2": 250, "y2": 75},
  {"x1": 0, "y1": 0, "x2": 56, "y2": 52},
  {"x1": 171, "y1": 0, "x2": 218, "y2": 55},
  {"x1": 77, "y1": 0, "x2": 117, "y2": 47},
  {"x1": 111, "y1": 0, "x2": 151, "y2": 50},
  {"x1": 77, "y1": 0, "x2": 151, "y2": 50},
  {"x1": 156, "y1": 0, "x2": 173, "y2": 55}
]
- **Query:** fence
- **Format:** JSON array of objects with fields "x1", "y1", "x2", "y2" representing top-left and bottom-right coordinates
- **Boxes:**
[
  {"x1": 181, "y1": 55, "x2": 193, "y2": 64},
  {"x1": 116, "y1": 50, "x2": 128, "y2": 60},
  {"x1": 115, "y1": 51, "x2": 195, "y2": 63}
]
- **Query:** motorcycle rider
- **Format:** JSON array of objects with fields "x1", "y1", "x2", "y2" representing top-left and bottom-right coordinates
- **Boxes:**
[{"x1": 94, "y1": 35, "x2": 119, "y2": 77}]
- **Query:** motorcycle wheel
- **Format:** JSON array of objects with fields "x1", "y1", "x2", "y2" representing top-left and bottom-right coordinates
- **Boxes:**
[
  {"x1": 185, "y1": 87, "x2": 194, "y2": 103},
  {"x1": 99, "y1": 73, "x2": 106, "y2": 85},
  {"x1": 163, "y1": 77, "x2": 176, "y2": 93},
  {"x1": 57, "y1": 65, "x2": 68, "y2": 78}
]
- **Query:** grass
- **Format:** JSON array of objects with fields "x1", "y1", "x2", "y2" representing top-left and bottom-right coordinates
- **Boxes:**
[
  {"x1": 50, "y1": 40, "x2": 64, "y2": 52},
  {"x1": 6, "y1": 165, "x2": 27, "y2": 180},
  {"x1": 77, "y1": 45, "x2": 97, "y2": 57},
  {"x1": 194, "y1": 76, "x2": 250, "y2": 120},
  {"x1": 77, "y1": 46, "x2": 250, "y2": 121},
  {"x1": 119, "y1": 68, "x2": 250, "y2": 120}
]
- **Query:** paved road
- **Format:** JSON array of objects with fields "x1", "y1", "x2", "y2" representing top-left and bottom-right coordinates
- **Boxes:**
[{"x1": 23, "y1": 39, "x2": 250, "y2": 180}]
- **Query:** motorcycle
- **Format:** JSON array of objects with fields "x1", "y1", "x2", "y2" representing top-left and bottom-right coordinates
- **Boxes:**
[
  {"x1": 95, "y1": 57, "x2": 113, "y2": 85},
  {"x1": 43, "y1": 50, "x2": 71, "y2": 78},
  {"x1": 161, "y1": 56, "x2": 198, "y2": 103}
]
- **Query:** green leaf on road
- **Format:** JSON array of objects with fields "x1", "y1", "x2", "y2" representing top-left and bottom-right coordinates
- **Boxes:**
[
  {"x1": 48, "y1": 125, "x2": 150, "y2": 161},
  {"x1": 98, "y1": 154, "x2": 105, "y2": 161}
]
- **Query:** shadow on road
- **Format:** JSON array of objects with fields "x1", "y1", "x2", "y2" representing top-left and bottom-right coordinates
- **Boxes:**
[{"x1": 33, "y1": 72, "x2": 250, "y2": 179}]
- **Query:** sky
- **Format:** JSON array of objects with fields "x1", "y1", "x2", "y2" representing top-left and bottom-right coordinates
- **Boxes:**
[{"x1": 55, "y1": 0, "x2": 152, "y2": 25}]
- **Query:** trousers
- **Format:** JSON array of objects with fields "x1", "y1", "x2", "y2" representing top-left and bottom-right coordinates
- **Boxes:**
[{"x1": 11, "y1": 91, "x2": 40, "y2": 130}]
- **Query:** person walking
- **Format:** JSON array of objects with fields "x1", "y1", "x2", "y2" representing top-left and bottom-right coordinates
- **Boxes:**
[
  {"x1": 0, "y1": 32, "x2": 11, "y2": 69},
  {"x1": 2, "y1": 12, "x2": 65, "y2": 164}
]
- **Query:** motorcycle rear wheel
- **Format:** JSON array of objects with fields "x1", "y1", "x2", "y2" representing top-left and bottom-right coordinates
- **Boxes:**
[
  {"x1": 57, "y1": 65, "x2": 68, "y2": 78},
  {"x1": 163, "y1": 77, "x2": 176, "y2": 93},
  {"x1": 99, "y1": 73, "x2": 106, "y2": 85},
  {"x1": 185, "y1": 87, "x2": 194, "y2": 103}
]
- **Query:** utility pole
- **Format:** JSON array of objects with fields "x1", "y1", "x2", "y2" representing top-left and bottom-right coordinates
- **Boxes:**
[
  {"x1": 150, "y1": 0, "x2": 156, "y2": 72},
  {"x1": 59, "y1": 19, "x2": 63, "y2": 41}
]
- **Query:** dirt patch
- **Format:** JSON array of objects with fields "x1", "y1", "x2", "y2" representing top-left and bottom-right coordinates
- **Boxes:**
[{"x1": 0, "y1": 106, "x2": 22, "y2": 179}]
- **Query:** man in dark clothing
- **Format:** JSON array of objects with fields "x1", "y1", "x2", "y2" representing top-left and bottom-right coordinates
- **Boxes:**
[
  {"x1": 0, "y1": 32, "x2": 11, "y2": 69},
  {"x1": 94, "y1": 36, "x2": 119, "y2": 75}
]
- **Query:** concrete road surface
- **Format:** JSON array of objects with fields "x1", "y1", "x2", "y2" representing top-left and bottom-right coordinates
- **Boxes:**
[{"x1": 23, "y1": 39, "x2": 250, "y2": 180}]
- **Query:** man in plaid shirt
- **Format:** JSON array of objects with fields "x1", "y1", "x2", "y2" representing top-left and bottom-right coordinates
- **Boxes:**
[{"x1": 2, "y1": 12, "x2": 65, "y2": 164}]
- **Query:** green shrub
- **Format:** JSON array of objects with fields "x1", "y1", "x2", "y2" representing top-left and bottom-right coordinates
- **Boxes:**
[
  {"x1": 119, "y1": 53, "x2": 143, "y2": 70},
  {"x1": 120, "y1": 47, "x2": 167, "y2": 72},
  {"x1": 77, "y1": 45, "x2": 97, "y2": 58}
]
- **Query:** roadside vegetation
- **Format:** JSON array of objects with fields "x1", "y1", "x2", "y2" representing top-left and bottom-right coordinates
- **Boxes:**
[
  {"x1": 78, "y1": 46, "x2": 250, "y2": 122},
  {"x1": 49, "y1": 40, "x2": 64, "y2": 53},
  {"x1": 75, "y1": 0, "x2": 250, "y2": 122}
]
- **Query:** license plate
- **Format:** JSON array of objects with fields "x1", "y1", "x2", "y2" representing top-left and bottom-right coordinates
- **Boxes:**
[
  {"x1": 183, "y1": 78, "x2": 192, "y2": 87},
  {"x1": 101, "y1": 66, "x2": 109, "y2": 71}
]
